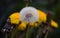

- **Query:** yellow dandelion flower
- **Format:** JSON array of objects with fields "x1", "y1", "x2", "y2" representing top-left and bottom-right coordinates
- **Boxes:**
[
  {"x1": 37, "y1": 10, "x2": 47, "y2": 22},
  {"x1": 51, "y1": 20, "x2": 58, "y2": 28},
  {"x1": 18, "y1": 22, "x2": 27, "y2": 30},
  {"x1": 9, "y1": 12, "x2": 20, "y2": 24}
]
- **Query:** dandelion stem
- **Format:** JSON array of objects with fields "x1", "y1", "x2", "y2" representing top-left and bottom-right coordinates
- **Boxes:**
[
  {"x1": 26, "y1": 26, "x2": 30, "y2": 38},
  {"x1": 5, "y1": 33, "x2": 8, "y2": 38},
  {"x1": 26, "y1": 26, "x2": 33, "y2": 38},
  {"x1": 11, "y1": 25, "x2": 18, "y2": 38},
  {"x1": 36, "y1": 28, "x2": 43, "y2": 38}
]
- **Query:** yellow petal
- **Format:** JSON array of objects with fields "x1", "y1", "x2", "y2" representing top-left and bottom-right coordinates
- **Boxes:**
[
  {"x1": 18, "y1": 22, "x2": 27, "y2": 30},
  {"x1": 9, "y1": 12, "x2": 20, "y2": 24},
  {"x1": 37, "y1": 10, "x2": 47, "y2": 22},
  {"x1": 37, "y1": 19, "x2": 42, "y2": 23},
  {"x1": 51, "y1": 20, "x2": 58, "y2": 28}
]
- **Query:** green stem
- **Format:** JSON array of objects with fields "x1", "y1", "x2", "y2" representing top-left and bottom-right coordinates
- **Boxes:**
[
  {"x1": 26, "y1": 26, "x2": 30, "y2": 38},
  {"x1": 5, "y1": 33, "x2": 8, "y2": 38},
  {"x1": 26, "y1": 26, "x2": 33, "y2": 38},
  {"x1": 25, "y1": 0, "x2": 29, "y2": 7},
  {"x1": 36, "y1": 28, "x2": 43, "y2": 38},
  {"x1": 11, "y1": 26, "x2": 18, "y2": 38},
  {"x1": 45, "y1": 31, "x2": 48, "y2": 38}
]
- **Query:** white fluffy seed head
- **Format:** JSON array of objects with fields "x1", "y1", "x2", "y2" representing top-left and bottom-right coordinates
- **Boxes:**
[{"x1": 20, "y1": 7, "x2": 39, "y2": 23}]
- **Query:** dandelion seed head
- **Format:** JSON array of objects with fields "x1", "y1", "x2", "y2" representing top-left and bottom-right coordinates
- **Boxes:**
[{"x1": 20, "y1": 7, "x2": 39, "y2": 23}]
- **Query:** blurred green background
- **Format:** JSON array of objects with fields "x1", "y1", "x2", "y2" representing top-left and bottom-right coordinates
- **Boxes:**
[{"x1": 0, "y1": 0, "x2": 60, "y2": 38}]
